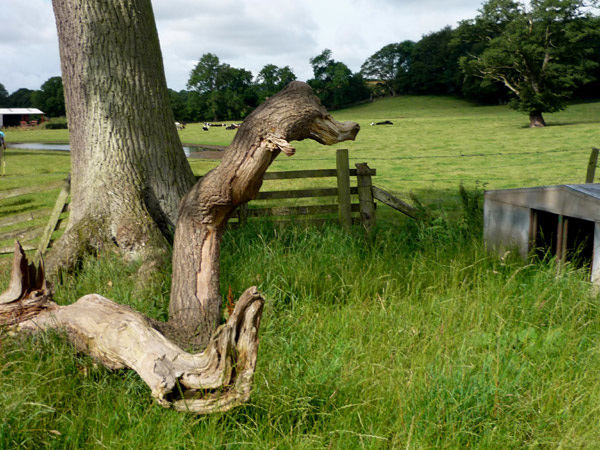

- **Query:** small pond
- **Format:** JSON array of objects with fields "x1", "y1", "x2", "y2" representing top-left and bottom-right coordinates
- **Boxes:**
[{"x1": 7, "y1": 143, "x2": 221, "y2": 158}]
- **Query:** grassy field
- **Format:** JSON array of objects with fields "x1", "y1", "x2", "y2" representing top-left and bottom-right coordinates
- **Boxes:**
[{"x1": 1, "y1": 97, "x2": 600, "y2": 448}]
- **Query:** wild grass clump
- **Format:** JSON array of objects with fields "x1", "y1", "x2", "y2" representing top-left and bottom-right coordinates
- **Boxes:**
[{"x1": 3, "y1": 211, "x2": 599, "y2": 448}]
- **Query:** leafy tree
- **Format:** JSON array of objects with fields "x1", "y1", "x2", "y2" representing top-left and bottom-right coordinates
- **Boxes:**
[
  {"x1": 407, "y1": 27, "x2": 462, "y2": 95},
  {"x1": 360, "y1": 41, "x2": 415, "y2": 96},
  {"x1": 452, "y1": 21, "x2": 511, "y2": 104},
  {"x1": 572, "y1": 15, "x2": 600, "y2": 99},
  {"x1": 31, "y1": 76, "x2": 66, "y2": 117},
  {"x1": 168, "y1": 88, "x2": 189, "y2": 122},
  {"x1": 459, "y1": 0, "x2": 600, "y2": 127},
  {"x1": 6, "y1": 88, "x2": 34, "y2": 107},
  {"x1": 308, "y1": 49, "x2": 370, "y2": 109},
  {"x1": 187, "y1": 53, "x2": 220, "y2": 95},
  {"x1": 187, "y1": 54, "x2": 256, "y2": 120},
  {"x1": 214, "y1": 65, "x2": 256, "y2": 119},
  {"x1": 0, "y1": 83, "x2": 8, "y2": 107},
  {"x1": 255, "y1": 64, "x2": 296, "y2": 102}
]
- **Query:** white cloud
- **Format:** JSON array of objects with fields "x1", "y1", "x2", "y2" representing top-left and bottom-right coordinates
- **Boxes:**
[
  {"x1": 0, "y1": 0, "x2": 485, "y2": 94},
  {"x1": 0, "y1": 0, "x2": 59, "y2": 93}
]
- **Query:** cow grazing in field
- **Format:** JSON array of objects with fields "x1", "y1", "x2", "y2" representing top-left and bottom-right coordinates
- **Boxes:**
[
  {"x1": 175, "y1": 122, "x2": 185, "y2": 130},
  {"x1": 370, "y1": 120, "x2": 393, "y2": 126}
]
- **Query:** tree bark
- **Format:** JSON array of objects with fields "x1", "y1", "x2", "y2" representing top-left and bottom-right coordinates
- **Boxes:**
[
  {"x1": 529, "y1": 111, "x2": 546, "y2": 128},
  {"x1": 48, "y1": 0, "x2": 196, "y2": 275},
  {"x1": 168, "y1": 81, "x2": 360, "y2": 350}
]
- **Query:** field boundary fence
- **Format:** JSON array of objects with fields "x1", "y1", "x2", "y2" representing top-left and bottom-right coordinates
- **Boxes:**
[
  {"x1": 0, "y1": 149, "x2": 422, "y2": 256},
  {"x1": 0, "y1": 177, "x2": 70, "y2": 255},
  {"x1": 220, "y1": 148, "x2": 418, "y2": 229}
]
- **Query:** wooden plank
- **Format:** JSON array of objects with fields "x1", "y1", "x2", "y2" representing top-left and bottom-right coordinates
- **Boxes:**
[
  {"x1": 0, "y1": 179, "x2": 64, "y2": 201},
  {"x1": 263, "y1": 169, "x2": 337, "y2": 180},
  {"x1": 586, "y1": 147, "x2": 599, "y2": 183},
  {"x1": 247, "y1": 203, "x2": 358, "y2": 218},
  {"x1": 0, "y1": 208, "x2": 52, "y2": 228},
  {"x1": 37, "y1": 176, "x2": 71, "y2": 255},
  {"x1": 336, "y1": 149, "x2": 352, "y2": 229},
  {"x1": 262, "y1": 168, "x2": 376, "y2": 180},
  {"x1": 372, "y1": 186, "x2": 419, "y2": 219},
  {"x1": 0, "y1": 225, "x2": 44, "y2": 243},
  {"x1": 260, "y1": 217, "x2": 364, "y2": 226},
  {"x1": 556, "y1": 214, "x2": 565, "y2": 269},
  {"x1": 356, "y1": 163, "x2": 376, "y2": 231},
  {"x1": 256, "y1": 187, "x2": 358, "y2": 200},
  {"x1": 237, "y1": 203, "x2": 249, "y2": 225},
  {"x1": 0, "y1": 243, "x2": 36, "y2": 254},
  {"x1": 350, "y1": 168, "x2": 376, "y2": 177}
]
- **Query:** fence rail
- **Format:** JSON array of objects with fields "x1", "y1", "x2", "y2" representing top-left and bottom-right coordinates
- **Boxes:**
[
  {"x1": 235, "y1": 149, "x2": 380, "y2": 229},
  {"x1": 0, "y1": 177, "x2": 70, "y2": 255}
]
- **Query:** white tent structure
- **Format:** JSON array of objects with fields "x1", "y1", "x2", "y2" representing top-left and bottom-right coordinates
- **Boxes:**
[{"x1": 0, "y1": 108, "x2": 45, "y2": 127}]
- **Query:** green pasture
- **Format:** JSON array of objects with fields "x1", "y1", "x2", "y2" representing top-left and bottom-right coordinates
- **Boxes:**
[
  {"x1": 4, "y1": 95, "x2": 599, "y2": 223},
  {"x1": 2, "y1": 97, "x2": 600, "y2": 448}
]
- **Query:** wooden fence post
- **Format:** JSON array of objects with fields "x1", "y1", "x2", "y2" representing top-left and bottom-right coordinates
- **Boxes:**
[
  {"x1": 355, "y1": 163, "x2": 375, "y2": 231},
  {"x1": 336, "y1": 149, "x2": 352, "y2": 229},
  {"x1": 237, "y1": 203, "x2": 248, "y2": 225},
  {"x1": 586, "y1": 147, "x2": 600, "y2": 183},
  {"x1": 0, "y1": 143, "x2": 5, "y2": 177},
  {"x1": 37, "y1": 175, "x2": 71, "y2": 257}
]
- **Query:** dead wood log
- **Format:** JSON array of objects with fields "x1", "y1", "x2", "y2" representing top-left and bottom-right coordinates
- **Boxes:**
[{"x1": 1, "y1": 242, "x2": 263, "y2": 413}]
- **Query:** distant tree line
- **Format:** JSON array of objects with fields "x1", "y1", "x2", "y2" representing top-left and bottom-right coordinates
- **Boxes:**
[
  {"x1": 0, "y1": 76, "x2": 66, "y2": 118},
  {"x1": 360, "y1": 0, "x2": 600, "y2": 126},
  {"x1": 2, "y1": 0, "x2": 599, "y2": 126}
]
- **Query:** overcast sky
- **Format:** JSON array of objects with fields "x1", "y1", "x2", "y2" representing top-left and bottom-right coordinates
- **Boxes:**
[{"x1": 0, "y1": 0, "x2": 485, "y2": 95}]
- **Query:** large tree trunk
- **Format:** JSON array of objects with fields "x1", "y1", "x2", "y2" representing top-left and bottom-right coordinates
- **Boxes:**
[
  {"x1": 168, "y1": 81, "x2": 360, "y2": 349},
  {"x1": 48, "y1": 0, "x2": 196, "y2": 275},
  {"x1": 2, "y1": 82, "x2": 360, "y2": 412},
  {"x1": 529, "y1": 111, "x2": 546, "y2": 128}
]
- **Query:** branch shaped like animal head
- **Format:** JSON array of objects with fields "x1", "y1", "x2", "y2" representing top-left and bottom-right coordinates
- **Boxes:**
[{"x1": 235, "y1": 81, "x2": 360, "y2": 153}]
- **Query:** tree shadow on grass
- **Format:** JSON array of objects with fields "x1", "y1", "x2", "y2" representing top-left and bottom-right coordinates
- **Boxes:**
[{"x1": 518, "y1": 119, "x2": 600, "y2": 129}]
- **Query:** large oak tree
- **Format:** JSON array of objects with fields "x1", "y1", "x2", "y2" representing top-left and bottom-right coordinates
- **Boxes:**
[
  {"x1": 459, "y1": 0, "x2": 599, "y2": 127},
  {"x1": 48, "y1": 0, "x2": 197, "y2": 276}
]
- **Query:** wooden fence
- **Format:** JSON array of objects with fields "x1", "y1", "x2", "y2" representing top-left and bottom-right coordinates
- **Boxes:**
[
  {"x1": 0, "y1": 149, "x2": 420, "y2": 256},
  {"x1": 235, "y1": 149, "x2": 377, "y2": 229},
  {"x1": 234, "y1": 148, "x2": 418, "y2": 228},
  {"x1": 0, "y1": 177, "x2": 70, "y2": 255}
]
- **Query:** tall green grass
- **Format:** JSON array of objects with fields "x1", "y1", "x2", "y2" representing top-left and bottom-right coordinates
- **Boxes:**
[
  {"x1": 2, "y1": 97, "x2": 600, "y2": 447},
  {"x1": 2, "y1": 217, "x2": 600, "y2": 448}
]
